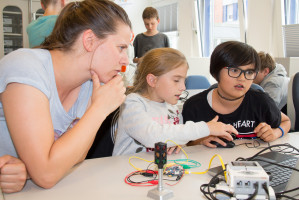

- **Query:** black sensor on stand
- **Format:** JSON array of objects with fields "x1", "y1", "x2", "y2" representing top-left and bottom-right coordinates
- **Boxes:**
[
  {"x1": 155, "y1": 142, "x2": 167, "y2": 169},
  {"x1": 147, "y1": 142, "x2": 174, "y2": 200}
]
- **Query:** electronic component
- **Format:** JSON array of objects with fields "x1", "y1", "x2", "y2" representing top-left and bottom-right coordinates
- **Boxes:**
[
  {"x1": 148, "y1": 142, "x2": 174, "y2": 200},
  {"x1": 212, "y1": 161, "x2": 276, "y2": 199},
  {"x1": 154, "y1": 142, "x2": 167, "y2": 169},
  {"x1": 226, "y1": 161, "x2": 269, "y2": 197},
  {"x1": 202, "y1": 144, "x2": 299, "y2": 200},
  {"x1": 164, "y1": 163, "x2": 184, "y2": 177}
]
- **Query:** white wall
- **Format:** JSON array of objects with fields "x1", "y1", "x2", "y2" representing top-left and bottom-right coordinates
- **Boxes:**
[
  {"x1": 187, "y1": 57, "x2": 216, "y2": 84},
  {"x1": 116, "y1": 0, "x2": 151, "y2": 36},
  {"x1": 275, "y1": 57, "x2": 299, "y2": 78},
  {"x1": 247, "y1": 0, "x2": 274, "y2": 54},
  {"x1": 132, "y1": 0, "x2": 199, "y2": 58},
  {"x1": 119, "y1": 0, "x2": 298, "y2": 83},
  {"x1": 152, "y1": 0, "x2": 199, "y2": 57},
  {"x1": 246, "y1": 0, "x2": 284, "y2": 57},
  {"x1": 117, "y1": 0, "x2": 214, "y2": 81},
  {"x1": 150, "y1": 0, "x2": 212, "y2": 81},
  {"x1": 271, "y1": 0, "x2": 284, "y2": 57}
]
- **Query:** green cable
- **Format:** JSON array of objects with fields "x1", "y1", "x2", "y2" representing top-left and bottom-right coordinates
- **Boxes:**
[{"x1": 168, "y1": 159, "x2": 201, "y2": 169}]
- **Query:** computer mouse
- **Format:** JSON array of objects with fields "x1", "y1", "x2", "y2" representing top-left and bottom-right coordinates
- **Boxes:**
[{"x1": 210, "y1": 138, "x2": 235, "y2": 148}]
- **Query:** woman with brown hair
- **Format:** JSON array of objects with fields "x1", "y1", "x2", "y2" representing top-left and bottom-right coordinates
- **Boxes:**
[{"x1": 0, "y1": 0, "x2": 131, "y2": 189}]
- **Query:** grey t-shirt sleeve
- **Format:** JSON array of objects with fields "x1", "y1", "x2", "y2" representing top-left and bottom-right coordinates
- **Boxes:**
[
  {"x1": 0, "y1": 49, "x2": 51, "y2": 97},
  {"x1": 0, "y1": 49, "x2": 52, "y2": 157}
]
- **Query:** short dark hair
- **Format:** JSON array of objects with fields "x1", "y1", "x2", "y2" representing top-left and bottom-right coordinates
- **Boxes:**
[
  {"x1": 142, "y1": 7, "x2": 159, "y2": 20},
  {"x1": 210, "y1": 41, "x2": 260, "y2": 82}
]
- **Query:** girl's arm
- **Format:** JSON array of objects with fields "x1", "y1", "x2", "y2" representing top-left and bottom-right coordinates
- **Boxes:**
[
  {"x1": 119, "y1": 97, "x2": 235, "y2": 148},
  {"x1": 119, "y1": 102, "x2": 206, "y2": 148},
  {"x1": 2, "y1": 74, "x2": 125, "y2": 189}
]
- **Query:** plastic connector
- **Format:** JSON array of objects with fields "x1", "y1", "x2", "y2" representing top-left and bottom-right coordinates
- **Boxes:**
[
  {"x1": 148, "y1": 180, "x2": 159, "y2": 184},
  {"x1": 142, "y1": 172, "x2": 154, "y2": 177}
]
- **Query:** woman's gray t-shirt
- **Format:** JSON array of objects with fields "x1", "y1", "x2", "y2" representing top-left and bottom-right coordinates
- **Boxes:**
[{"x1": 0, "y1": 48, "x2": 93, "y2": 157}]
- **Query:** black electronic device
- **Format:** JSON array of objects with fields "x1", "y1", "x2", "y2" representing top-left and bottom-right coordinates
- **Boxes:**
[
  {"x1": 154, "y1": 142, "x2": 167, "y2": 169},
  {"x1": 210, "y1": 138, "x2": 235, "y2": 148},
  {"x1": 148, "y1": 142, "x2": 174, "y2": 199}
]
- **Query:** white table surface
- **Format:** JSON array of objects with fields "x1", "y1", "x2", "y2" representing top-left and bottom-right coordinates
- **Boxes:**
[{"x1": 3, "y1": 132, "x2": 299, "y2": 200}]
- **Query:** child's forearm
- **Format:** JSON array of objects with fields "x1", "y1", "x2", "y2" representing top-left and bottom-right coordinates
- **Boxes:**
[
  {"x1": 277, "y1": 112, "x2": 291, "y2": 138},
  {"x1": 277, "y1": 120, "x2": 291, "y2": 138},
  {"x1": 187, "y1": 138, "x2": 205, "y2": 146}
]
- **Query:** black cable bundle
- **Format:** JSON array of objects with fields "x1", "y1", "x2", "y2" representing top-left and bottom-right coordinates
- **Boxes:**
[
  {"x1": 200, "y1": 143, "x2": 299, "y2": 200},
  {"x1": 200, "y1": 169, "x2": 232, "y2": 200}
]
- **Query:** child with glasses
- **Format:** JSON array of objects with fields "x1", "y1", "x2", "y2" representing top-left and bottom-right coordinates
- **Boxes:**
[{"x1": 182, "y1": 41, "x2": 291, "y2": 148}]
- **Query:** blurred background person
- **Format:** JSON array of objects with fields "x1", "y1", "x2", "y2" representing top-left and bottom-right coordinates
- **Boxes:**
[
  {"x1": 27, "y1": 0, "x2": 67, "y2": 48},
  {"x1": 254, "y1": 51, "x2": 290, "y2": 112}
]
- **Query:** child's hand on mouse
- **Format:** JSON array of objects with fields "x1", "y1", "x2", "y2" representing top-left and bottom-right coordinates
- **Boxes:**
[
  {"x1": 200, "y1": 136, "x2": 228, "y2": 148},
  {"x1": 206, "y1": 115, "x2": 238, "y2": 141}
]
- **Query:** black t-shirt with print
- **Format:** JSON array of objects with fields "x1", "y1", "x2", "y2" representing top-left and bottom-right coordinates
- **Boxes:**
[{"x1": 182, "y1": 88, "x2": 281, "y2": 139}]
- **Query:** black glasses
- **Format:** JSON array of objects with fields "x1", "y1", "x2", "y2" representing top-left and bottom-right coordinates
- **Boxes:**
[{"x1": 225, "y1": 67, "x2": 258, "y2": 80}]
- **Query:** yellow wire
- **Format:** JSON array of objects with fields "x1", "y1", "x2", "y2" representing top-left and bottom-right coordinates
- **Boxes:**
[
  {"x1": 128, "y1": 156, "x2": 154, "y2": 171},
  {"x1": 164, "y1": 139, "x2": 188, "y2": 162},
  {"x1": 185, "y1": 154, "x2": 227, "y2": 181},
  {"x1": 128, "y1": 140, "x2": 189, "y2": 171},
  {"x1": 128, "y1": 143, "x2": 227, "y2": 181},
  {"x1": 164, "y1": 139, "x2": 188, "y2": 159}
]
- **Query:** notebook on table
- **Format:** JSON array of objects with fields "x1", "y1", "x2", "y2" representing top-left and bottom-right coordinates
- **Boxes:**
[{"x1": 208, "y1": 151, "x2": 299, "y2": 197}]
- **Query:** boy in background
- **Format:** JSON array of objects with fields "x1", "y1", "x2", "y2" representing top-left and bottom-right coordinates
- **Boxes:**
[
  {"x1": 253, "y1": 51, "x2": 290, "y2": 111},
  {"x1": 133, "y1": 7, "x2": 170, "y2": 64},
  {"x1": 27, "y1": 0, "x2": 66, "y2": 48}
]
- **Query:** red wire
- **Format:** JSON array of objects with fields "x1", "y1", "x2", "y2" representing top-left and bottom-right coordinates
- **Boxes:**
[
  {"x1": 124, "y1": 170, "x2": 158, "y2": 186},
  {"x1": 124, "y1": 169, "x2": 185, "y2": 187}
]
